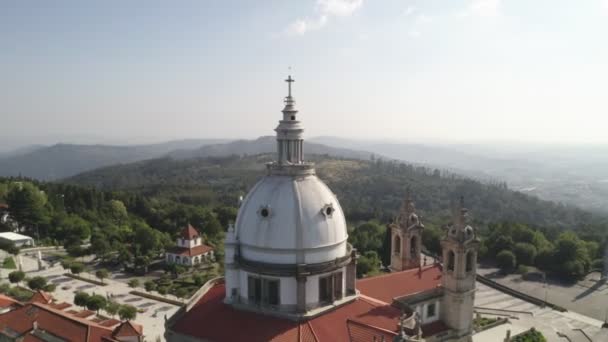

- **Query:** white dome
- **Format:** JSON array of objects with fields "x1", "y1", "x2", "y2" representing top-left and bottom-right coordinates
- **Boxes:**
[{"x1": 235, "y1": 173, "x2": 348, "y2": 265}]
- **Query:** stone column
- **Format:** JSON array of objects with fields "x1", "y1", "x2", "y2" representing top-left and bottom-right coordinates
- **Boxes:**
[
  {"x1": 296, "y1": 264, "x2": 308, "y2": 313},
  {"x1": 346, "y1": 249, "x2": 358, "y2": 295}
]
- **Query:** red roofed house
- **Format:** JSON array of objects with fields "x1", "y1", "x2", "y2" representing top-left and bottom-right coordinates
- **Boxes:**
[
  {"x1": 166, "y1": 224, "x2": 214, "y2": 266},
  {"x1": 165, "y1": 77, "x2": 480, "y2": 342},
  {"x1": 0, "y1": 293, "x2": 144, "y2": 342}
]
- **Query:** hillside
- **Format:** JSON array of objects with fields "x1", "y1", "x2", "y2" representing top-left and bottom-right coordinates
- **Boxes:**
[
  {"x1": 65, "y1": 154, "x2": 598, "y2": 230},
  {"x1": 168, "y1": 136, "x2": 374, "y2": 161},
  {"x1": 0, "y1": 139, "x2": 227, "y2": 180}
]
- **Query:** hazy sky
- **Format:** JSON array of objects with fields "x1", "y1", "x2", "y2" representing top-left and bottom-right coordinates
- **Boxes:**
[{"x1": 2, "y1": 0, "x2": 608, "y2": 148}]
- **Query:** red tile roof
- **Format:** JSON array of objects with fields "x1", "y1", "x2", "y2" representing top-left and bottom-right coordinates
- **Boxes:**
[
  {"x1": 113, "y1": 320, "x2": 143, "y2": 337},
  {"x1": 0, "y1": 300, "x2": 143, "y2": 342},
  {"x1": 29, "y1": 291, "x2": 52, "y2": 304},
  {"x1": 49, "y1": 302, "x2": 72, "y2": 310},
  {"x1": 357, "y1": 265, "x2": 443, "y2": 304},
  {"x1": 0, "y1": 294, "x2": 19, "y2": 308},
  {"x1": 169, "y1": 265, "x2": 449, "y2": 342},
  {"x1": 168, "y1": 244, "x2": 214, "y2": 257},
  {"x1": 181, "y1": 224, "x2": 199, "y2": 240},
  {"x1": 171, "y1": 283, "x2": 404, "y2": 342}
]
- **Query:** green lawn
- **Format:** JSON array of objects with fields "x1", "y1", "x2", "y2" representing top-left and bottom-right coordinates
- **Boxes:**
[{"x1": 2, "y1": 257, "x2": 16, "y2": 269}]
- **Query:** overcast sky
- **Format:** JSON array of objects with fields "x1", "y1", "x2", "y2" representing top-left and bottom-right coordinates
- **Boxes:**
[{"x1": 2, "y1": 0, "x2": 608, "y2": 148}]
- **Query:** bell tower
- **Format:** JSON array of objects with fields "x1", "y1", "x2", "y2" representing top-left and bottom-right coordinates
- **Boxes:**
[
  {"x1": 440, "y1": 197, "x2": 479, "y2": 342},
  {"x1": 390, "y1": 193, "x2": 424, "y2": 272}
]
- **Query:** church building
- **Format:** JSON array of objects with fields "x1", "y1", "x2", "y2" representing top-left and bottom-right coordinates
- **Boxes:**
[
  {"x1": 165, "y1": 224, "x2": 214, "y2": 266},
  {"x1": 165, "y1": 76, "x2": 479, "y2": 342}
]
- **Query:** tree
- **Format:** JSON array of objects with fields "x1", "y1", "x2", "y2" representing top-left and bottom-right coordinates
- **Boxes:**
[
  {"x1": 106, "y1": 301, "x2": 121, "y2": 317},
  {"x1": 118, "y1": 304, "x2": 137, "y2": 321},
  {"x1": 6, "y1": 182, "x2": 48, "y2": 233},
  {"x1": 496, "y1": 250, "x2": 517, "y2": 272},
  {"x1": 0, "y1": 240, "x2": 20, "y2": 255},
  {"x1": 74, "y1": 292, "x2": 90, "y2": 308},
  {"x1": 70, "y1": 262, "x2": 85, "y2": 275},
  {"x1": 27, "y1": 276, "x2": 48, "y2": 291},
  {"x1": 514, "y1": 242, "x2": 537, "y2": 266},
  {"x1": 8, "y1": 270, "x2": 25, "y2": 285},
  {"x1": 357, "y1": 251, "x2": 381, "y2": 278},
  {"x1": 349, "y1": 222, "x2": 386, "y2": 254},
  {"x1": 108, "y1": 200, "x2": 128, "y2": 224},
  {"x1": 60, "y1": 258, "x2": 73, "y2": 271},
  {"x1": 86, "y1": 294, "x2": 107, "y2": 313},
  {"x1": 128, "y1": 279, "x2": 140, "y2": 288},
  {"x1": 95, "y1": 269, "x2": 109, "y2": 284}
]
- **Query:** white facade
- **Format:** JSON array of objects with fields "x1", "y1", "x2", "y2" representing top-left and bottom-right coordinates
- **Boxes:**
[{"x1": 0, "y1": 232, "x2": 34, "y2": 247}]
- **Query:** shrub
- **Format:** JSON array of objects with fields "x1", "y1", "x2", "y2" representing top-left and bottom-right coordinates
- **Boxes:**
[
  {"x1": 70, "y1": 262, "x2": 85, "y2": 275},
  {"x1": 128, "y1": 279, "x2": 140, "y2": 288},
  {"x1": 496, "y1": 250, "x2": 517, "y2": 272},
  {"x1": 43, "y1": 283, "x2": 57, "y2": 292},
  {"x1": 157, "y1": 286, "x2": 168, "y2": 295},
  {"x1": 8, "y1": 271, "x2": 25, "y2": 284},
  {"x1": 0, "y1": 283, "x2": 10, "y2": 294},
  {"x1": 144, "y1": 280, "x2": 157, "y2": 292},
  {"x1": 2, "y1": 257, "x2": 16, "y2": 269},
  {"x1": 512, "y1": 328, "x2": 546, "y2": 342}
]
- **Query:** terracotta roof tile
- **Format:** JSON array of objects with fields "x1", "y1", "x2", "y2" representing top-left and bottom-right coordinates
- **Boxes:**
[
  {"x1": 357, "y1": 265, "x2": 442, "y2": 304},
  {"x1": 181, "y1": 224, "x2": 200, "y2": 240},
  {"x1": 170, "y1": 284, "x2": 402, "y2": 342},
  {"x1": 112, "y1": 320, "x2": 143, "y2": 337},
  {"x1": 0, "y1": 294, "x2": 20, "y2": 308},
  {"x1": 29, "y1": 291, "x2": 52, "y2": 304},
  {"x1": 0, "y1": 302, "x2": 140, "y2": 342}
]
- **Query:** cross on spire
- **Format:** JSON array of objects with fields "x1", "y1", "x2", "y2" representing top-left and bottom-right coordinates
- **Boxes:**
[{"x1": 285, "y1": 75, "x2": 295, "y2": 97}]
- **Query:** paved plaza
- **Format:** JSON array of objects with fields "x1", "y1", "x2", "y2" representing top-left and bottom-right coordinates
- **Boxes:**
[{"x1": 473, "y1": 281, "x2": 608, "y2": 341}]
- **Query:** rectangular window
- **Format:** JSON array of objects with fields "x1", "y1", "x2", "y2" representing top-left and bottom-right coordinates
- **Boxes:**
[
  {"x1": 427, "y1": 302, "x2": 436, "y2": 318},
  {"x1": 319, "y1": 276, "x2": 333, "y2": 303},
  {"x1": 249, "y1": 276, "x2": 280, "y2": 306},
  {"x1": 264, "y1": 279, "x2": 280, "y2": 306},
  {"x1": 334, "y1": 272, "x2": 343, "y2": 300},
  {"x1": 248, "y1": 276, "x2": 261, "y2": 304}
]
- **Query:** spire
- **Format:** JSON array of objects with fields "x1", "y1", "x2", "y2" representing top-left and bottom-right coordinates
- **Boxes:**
[
  {"x1": 275, "y1": 74, "x2": 305, "y2": 166},
  {"x1": 457, "y1": 196, "x2": 469, "y2": 227}
]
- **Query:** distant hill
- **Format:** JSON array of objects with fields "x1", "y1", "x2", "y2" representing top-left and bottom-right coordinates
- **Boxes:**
[
  {"x1": 168, "y1": 136, "x2": 375, "y2": 161},
  {"x1": 65, "y1": 154, "x2": 598, "y2": 230},
  {"x1": 0, "y1": 139, "x2": 227, "y2": 180}
]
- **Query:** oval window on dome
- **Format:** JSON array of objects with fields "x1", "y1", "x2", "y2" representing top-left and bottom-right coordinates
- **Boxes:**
[
  {"x1": 321, "y1": 204, "x2": 334, "y2": 218},
  {"x1": 258, "y1": 205, "x2": 272, "y2": 219}
]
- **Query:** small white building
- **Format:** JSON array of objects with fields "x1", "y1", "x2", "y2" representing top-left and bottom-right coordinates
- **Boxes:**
[
  {"x1": 165, "y1": 224, "x2": 214, "y2": 266},
  {"x1": 0, "y1": 232, "x2": 35, "y2": 247}
]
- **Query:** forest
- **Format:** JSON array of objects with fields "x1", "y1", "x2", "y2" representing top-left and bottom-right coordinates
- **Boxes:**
[{"x1": 1, "y1": 153, "x2": 607, "y2": 281}]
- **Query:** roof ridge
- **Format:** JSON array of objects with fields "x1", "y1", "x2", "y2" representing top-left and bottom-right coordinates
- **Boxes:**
[
  {"x1": 307, "y1": 320, "x2": 320, "y2": 342},
  {"x1": 357, "y1": 264, "x2": 439, "y2": 283},
  {"x1": 347, "y1": 318, "x2": 398, "y2": 337},
  {"x1": 358, "y1": 294, "x2": 391, "y2": 307}
]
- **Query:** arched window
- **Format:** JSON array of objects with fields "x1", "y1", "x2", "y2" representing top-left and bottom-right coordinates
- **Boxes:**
[
  {"x1": 393, "y1": 235, "x2": 401, "y2": 255},
  {"x1": 466, "y1": 251, "x2": 475, "y2": 272},
  {"x1": 410, "y1": 236, "x2": 418, "y2": 259},
  {"x1": 447, "y1": 251, "x2": 455, "y2": 271}
]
